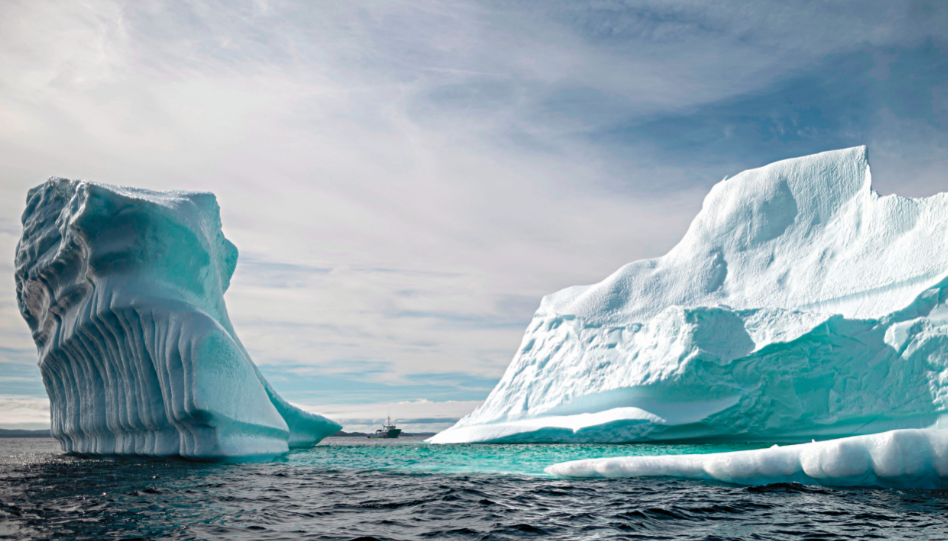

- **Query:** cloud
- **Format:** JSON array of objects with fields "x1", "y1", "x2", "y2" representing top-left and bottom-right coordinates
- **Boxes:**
[
  {"x1": 0, "y1": 363, "x2": 45, "y2": 397},
  {"x1": 585, "y1": 41, "x2": 948, "y2": 195},
  {"x1": 0, "y1": 397, "x2": 50, "y2": 430},
  {"x1": 390, "y1": 309, "x2": 529, "y2": 329}
]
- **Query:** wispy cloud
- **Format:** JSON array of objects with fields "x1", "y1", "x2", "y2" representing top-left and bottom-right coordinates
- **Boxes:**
[
  {"x1": 257, "y1": 364, "x2": 497, "y2": 405},
  {"x1": 390, "y1": 310, "x2": 529, "y2": 329},
  {"x1": 0, "y1": 397, "x2": 49, "y2": 430}
]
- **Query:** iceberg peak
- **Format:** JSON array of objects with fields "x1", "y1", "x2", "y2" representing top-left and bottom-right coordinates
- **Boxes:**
[{"x1": 542, "y1": 146, "x2": 937, "y2": 325}]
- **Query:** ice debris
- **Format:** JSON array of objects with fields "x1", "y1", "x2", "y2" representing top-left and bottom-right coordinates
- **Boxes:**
[
  {"x1": 15, "y1": 178, "x2": 341, "y2": 458},
  {"x1": 545, "y1": 429, "x2": 948, "y2": 489},
  {"x1": 431, "y1": 146, "x2": 948, "y2": 444}
]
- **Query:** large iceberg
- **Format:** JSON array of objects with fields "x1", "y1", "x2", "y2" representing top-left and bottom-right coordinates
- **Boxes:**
[
  {"x1": 15, "y1": 178, "x2": 341, "y2": 458},
  {"x1": 431, "y1": 146, "x2": 948, "y2": 444},
  {"x1": 546, "y1": 429, "x2": 948, "y2": 489}
]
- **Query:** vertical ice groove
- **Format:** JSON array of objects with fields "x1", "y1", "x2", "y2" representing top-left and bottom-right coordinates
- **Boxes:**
[
  {"x1": 117, "y1": 306, "x2": 156, "y2": 446},
  {"x1": 15, "y1": 178, "x2": 341, "y2": 458}
]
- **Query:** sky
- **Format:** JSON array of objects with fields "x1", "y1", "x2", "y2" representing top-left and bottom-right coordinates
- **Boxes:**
[{"x1": 0, "y1": 0, "x2": 946, "y2": 433}]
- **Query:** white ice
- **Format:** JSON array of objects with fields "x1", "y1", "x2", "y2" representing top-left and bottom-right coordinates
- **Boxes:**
[
  {"x1": 546, "y1": 429, "x2": 948, "y2": 489},
  {"x1": 431, "y1": 147, "x2": 948, "y2": 444},
  {"x1": 15, "y1": 178, "x2": 341, "y2": 458}
]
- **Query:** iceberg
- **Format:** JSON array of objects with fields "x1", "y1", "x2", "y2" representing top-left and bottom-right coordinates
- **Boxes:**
[
  {"x1": 14, "y1": 178, "x2": 341, "y2": 458},
  {"x1": 545, "y1": 429, "x2": 948, "y2": 489},
  {"x1": 431, "y1": 146, "x2": 948, "y2": 444}
]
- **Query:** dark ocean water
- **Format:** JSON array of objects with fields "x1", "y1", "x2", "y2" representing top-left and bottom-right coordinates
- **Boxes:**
[{"x1": 3, "y1": 437, "x2": 948, "y2": 540}]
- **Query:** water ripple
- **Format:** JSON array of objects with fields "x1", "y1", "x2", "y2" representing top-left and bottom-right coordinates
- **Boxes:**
[{"x1": 4, "y1": 438, "x2": 948, "y2": 540}]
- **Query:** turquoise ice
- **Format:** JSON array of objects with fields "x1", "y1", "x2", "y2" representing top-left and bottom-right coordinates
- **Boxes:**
[{"x1": 15, "y1": 179, "x2": 340, "y2": 458}]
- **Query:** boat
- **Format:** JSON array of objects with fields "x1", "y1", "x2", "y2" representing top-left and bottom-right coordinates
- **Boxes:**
[{"x1": 367, "y1": 416, "x2": 402, "y2": 439}]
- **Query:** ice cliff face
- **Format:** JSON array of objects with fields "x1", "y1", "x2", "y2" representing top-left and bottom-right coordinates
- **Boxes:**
[
  {"x1": 431, "y1": 146, "x2": 948, "y2": 444},
  {"x1": 15, "y1": 179, "x2": 341, "y2": 458}
]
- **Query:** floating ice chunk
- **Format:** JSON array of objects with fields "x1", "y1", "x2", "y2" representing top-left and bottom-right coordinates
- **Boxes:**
[
  {"x1": 15, "y1": 178, "x2": 341, "y2": 458},
  {"x1": 545, "y1": 429, "x2": 948, "y2": 489},
  {"x1": 431, "y1": 147, "x2": 948, "y2": 444}
]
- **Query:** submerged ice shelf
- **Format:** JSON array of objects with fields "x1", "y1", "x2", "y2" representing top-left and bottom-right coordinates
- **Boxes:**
[
  {"x1": 15, "y1": 179, "x2": 341, "y2": 458},
  {"x1": 432, "y1": 146, "x2": 948, "y2": 444}
]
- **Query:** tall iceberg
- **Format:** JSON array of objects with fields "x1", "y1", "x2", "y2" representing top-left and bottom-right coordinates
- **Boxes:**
[
  {"x1": 431, "y1": 146, "x2": 948, "y2": 444},
  {"x1": 15, "y1": 178, "x2": 341, "y2": 458}
]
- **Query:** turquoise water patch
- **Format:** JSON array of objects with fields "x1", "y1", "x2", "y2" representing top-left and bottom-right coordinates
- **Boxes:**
[{"x1": 289, "y1": 436, "x2": 773, "y2": 476}]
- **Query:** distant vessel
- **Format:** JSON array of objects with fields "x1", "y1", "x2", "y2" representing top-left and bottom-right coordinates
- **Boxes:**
[{"x1": 367, "y1": 416, "x2": 401, "y2": 439}]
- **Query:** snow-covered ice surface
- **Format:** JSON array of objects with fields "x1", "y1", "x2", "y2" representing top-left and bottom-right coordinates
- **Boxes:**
[
  {"x1": 546, "y1": 429, "x2": 948, "y2": 489},
  {"x1": 431, "y1": 146, "x2": 948, "y2": 444},
  {"x1": 14, "y1": 179, "x2": 341, "y2": 458}
]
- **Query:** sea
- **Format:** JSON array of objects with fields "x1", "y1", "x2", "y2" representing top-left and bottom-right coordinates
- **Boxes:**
[{"x1": 3, "y1": 436, "x2": 948, "y2": 540}]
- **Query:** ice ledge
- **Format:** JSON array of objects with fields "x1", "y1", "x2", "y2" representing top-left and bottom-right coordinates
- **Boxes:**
[{"x1": 546, "y1": 428, "x2": 948, "y2": 489}]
